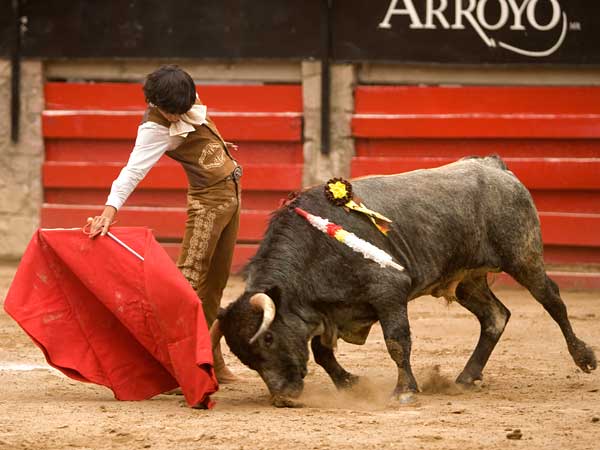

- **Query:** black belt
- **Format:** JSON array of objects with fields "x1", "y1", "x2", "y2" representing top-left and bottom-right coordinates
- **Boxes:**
[{"x1": 225, "y1": 165, "x2": 243, "y2": 182}]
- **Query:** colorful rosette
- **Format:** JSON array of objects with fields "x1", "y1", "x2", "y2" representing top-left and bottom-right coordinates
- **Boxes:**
[
  {"x1": 295, "y1": 207, "x2": 404, "y2": 272},
  {"x1": 324, "y1": 177, "x2": 392, "y2": 235},
  {"x1": 325, "y1": 178, "x2": 353, "y2": 206}
]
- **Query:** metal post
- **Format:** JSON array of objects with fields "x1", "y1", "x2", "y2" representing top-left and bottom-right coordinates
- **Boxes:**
[
  {"x1": 320, "y1": 0, "x2": 332, "y2": 155},
  {"x1": 11, "y1": 0, "x2": 21, "y2": 143}
]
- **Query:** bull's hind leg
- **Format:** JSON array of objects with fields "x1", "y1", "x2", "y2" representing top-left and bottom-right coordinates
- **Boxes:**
[
  {"x1": 311, "y1": 337, "x2": 359, "y2": 389},
  {"x1": 509, "y1": 266, "x2": 597, "y2": 373},
  {"x1": 454, "y1": 276, "x2": 511, "y2": 386}
]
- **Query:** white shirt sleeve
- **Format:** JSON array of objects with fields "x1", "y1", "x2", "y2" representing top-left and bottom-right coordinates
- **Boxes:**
[{"x1": 105, "y1": 122, "x2": 173, "y2": 210}]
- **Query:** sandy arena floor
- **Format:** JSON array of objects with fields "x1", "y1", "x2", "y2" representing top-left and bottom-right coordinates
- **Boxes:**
[{"x1": 0, "y1": 262, "x2": 599, "y2": 450}]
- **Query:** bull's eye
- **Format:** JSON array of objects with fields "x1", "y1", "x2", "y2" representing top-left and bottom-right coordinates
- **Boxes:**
[{"x1": 263, "y1": 331, "x2": 274, "y2": 347}]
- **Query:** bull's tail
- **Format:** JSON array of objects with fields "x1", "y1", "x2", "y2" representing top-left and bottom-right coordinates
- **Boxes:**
[{"x1": 460, "y1": 154, "x2": 508, "y2": 171}]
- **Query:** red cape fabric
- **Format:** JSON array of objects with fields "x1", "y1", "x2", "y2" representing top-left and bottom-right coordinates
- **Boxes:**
[{"x1": 4, "y1": 227, "x2": 218, "y2": 408}]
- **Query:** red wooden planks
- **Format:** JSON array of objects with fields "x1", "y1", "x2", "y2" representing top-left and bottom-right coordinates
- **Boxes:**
[
  {"x1": 43, "y1": 202, "x2": 600, "y2": 249},
  {"x1": 45, "y1": 139, "x2": 137, "y2": 162},
  {"x1": 45, "y1": 83, "x2": 144, "y2": 110},
  {"x1": 353, "y1": 86, "x2": 600, "y2": 139},
  {"x1": 539, "y1": 213, "x2": 600, "y2": 248},
  {"x1": 543, "y1": 246, "x2": 600, "y2": 265},
  {"x1": 41, "y1": 205, "x2": 270, "y2": 242},
  {"x1": 41, "y1": 81, "x2": 305, "y2": 277},
  {"x1": 44, "y1": 188, "x2": 290, "y2": 211},
  {"x1": 44, "y1": 188, "x2": 290, "y2": 210},
  {"x1": 354, "y1": 86, "x2": 600, "y2": 115},
  {"x1": 45, "y1": 83, "x2": 303, "y2": 113},
  {"x1": 493, "y1": 271, "x2": 600, "y2": 291},
  {"x1": 42, "y1": 112, "x2": 302, "y2": 141},
  {"x1": 355, "y1": 138, "x2": 600, "y2": 159},
  {"x1": 44, "y1": 188, "x2": 188, "y2": 207},
  {"x1": 350, "y1": 157, "x2": 600, "y2": 190},
  {"x1": 530, "y1": 190, "x2": 600, "y2": 214},
  {"x1": 46, "y1": 188, "x2": 600, "y2": 215},
  {"x1": 43, "y1": 201, "x2": 597, "y2": 250},
  {"x1": 45, "y1": 139, "x2": 304, "y2": 164},
  {"x1": 352, "y1": 116, "x2": 600, "y2": 139},
  {"x1": 43, "y1": 162, "x2": 303, "y2": 191},
  {"x1": 349, "y1": 85, "x2": 600, "y2": 268}
]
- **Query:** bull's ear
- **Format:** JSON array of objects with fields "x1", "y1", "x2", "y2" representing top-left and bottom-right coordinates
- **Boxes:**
[{"x1": 264, "y1": 285, "x2": 282, "y2": 306}]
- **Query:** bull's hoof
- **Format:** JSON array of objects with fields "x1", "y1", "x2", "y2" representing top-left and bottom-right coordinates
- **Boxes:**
[
  {"x1": 387, "y1": 391, "x2": 419, "y2": 407},
  {"x1": 455, "y1": 371, "x2": 482, "y2": 387},
  {"x1": 398, "y1": 392, "x2": 417, "y2": 404},
  {"x1": 570, "y1": 340, "x2": 597, "y2": 373},
  {"x1": 334, "y1": 373, "x2": 360, "y2": 390},
  {"x1": 271, "y1": 395, "x2": 304, "y2": 408},
  {"x1": 389, "y1": 386, "x2": 420, "y2": 406}
]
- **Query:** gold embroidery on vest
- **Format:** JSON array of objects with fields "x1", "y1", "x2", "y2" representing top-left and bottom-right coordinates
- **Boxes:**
[{"x1": 199, "y1": 142, "x2": 226, "y2": 170}]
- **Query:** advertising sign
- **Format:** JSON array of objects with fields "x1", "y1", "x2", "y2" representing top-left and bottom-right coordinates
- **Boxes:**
[
  {"x1": 333, "y1": 0, "x2": 600, "y2": 64},
  {"x1": 3, "y1": 0, "x2": 599, "y2": 64}
]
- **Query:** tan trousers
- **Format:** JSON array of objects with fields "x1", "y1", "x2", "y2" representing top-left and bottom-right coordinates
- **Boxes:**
[{"x1": 177, "y1": 178, "x2": 240, "y2": 326}]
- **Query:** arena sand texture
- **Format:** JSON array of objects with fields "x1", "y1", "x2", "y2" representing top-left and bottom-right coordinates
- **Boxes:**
[{"x1": 1, "y1": 262, "x2": 599, "y2": 450}]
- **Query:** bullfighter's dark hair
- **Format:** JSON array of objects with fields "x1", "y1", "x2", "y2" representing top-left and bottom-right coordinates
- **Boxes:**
[{"x1": 142, "y1": 65, "x2": 196, "y2": 114}]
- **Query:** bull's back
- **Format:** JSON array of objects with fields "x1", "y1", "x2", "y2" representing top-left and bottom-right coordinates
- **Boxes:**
[
  {"x1": 350, "y1": 157, "x2": 540, "y2": 276},
  {"x1": 353, "y1": 157, "x2": 530, "y2": 223}
]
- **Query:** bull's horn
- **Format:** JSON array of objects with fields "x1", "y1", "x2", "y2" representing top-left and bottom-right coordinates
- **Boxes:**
[
  {"x1": 209, "y1": 319, "x2": 224, "y2": 351},
  {"x1": 249, "y1": 293, "x2": 276, "y2": 344}
]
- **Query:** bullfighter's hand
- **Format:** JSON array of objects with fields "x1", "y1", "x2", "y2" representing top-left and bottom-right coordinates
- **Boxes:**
[{"x1": 87, "y1": 206, "x2": 117, "y2": 239}]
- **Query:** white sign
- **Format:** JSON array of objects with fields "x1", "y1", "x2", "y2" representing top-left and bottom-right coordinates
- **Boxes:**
[{"x1": 378, "y1": 0, "x2": 572, "y2": 57}]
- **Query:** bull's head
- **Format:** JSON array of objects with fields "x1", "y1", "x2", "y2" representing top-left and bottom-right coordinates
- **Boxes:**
[{"x1": 211, "y1": 287, "x2": 317, "y2": 401}]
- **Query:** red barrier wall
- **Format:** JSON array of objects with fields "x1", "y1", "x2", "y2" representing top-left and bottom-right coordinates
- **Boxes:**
[
  {"x1": 41, "y1": 82, "x2": 304, "y2": 272},
  {"x1": 351, "y1": 85, "x2": 600, "y2": 289}
]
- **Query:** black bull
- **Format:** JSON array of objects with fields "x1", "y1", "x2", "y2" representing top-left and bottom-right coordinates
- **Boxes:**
[{"x1": 211, "y1": 156, "x2": 597, "y2": 405}]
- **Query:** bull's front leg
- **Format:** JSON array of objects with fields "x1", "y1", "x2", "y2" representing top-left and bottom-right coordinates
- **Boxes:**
[
  {"x1": 311, "y1": 336, "x2": 359, "y2": 390},
  {"x1": 376, "y1": 301, "x2": 419, "y2": 403}
]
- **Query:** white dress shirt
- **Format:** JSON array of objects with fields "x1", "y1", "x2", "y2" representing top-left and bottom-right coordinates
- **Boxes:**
[
  {"x1": 105, "y1": 122, "x2": 177, "y2": 210},
  {"x1": 105, "y1": 104, "x2": 208, "y2": 210}
]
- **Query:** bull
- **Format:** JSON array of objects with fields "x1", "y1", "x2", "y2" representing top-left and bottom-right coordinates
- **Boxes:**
[{"x1": 211, "y1": 156, "x2": 597, "y2": 406}]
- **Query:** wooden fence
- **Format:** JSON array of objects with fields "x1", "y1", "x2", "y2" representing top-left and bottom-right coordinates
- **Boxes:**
[
  {"x1": 41, "y1": 82, "x2": 304, "y2": 271},
  {"x1": 351, "y1": 85, "x2": 600, "y2": 288}
]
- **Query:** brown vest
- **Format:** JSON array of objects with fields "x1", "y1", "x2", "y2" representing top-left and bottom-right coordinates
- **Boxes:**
[{"x1": 144, "y1": 105, "x2": 237, "y2": 189}]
